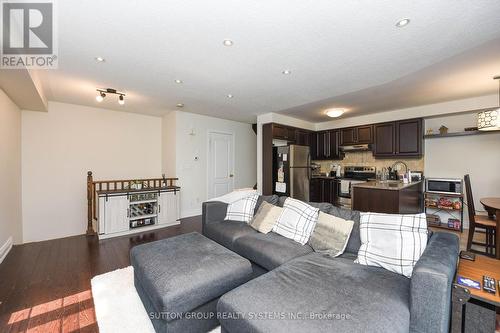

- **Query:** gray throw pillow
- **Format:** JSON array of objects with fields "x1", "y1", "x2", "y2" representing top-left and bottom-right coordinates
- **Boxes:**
[{"x1": 309, "y1": 212, "x2": 354, "y2": 258}]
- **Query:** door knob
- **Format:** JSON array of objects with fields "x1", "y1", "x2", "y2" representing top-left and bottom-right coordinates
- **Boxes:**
[{"x1": 229, "y1": 174, "x2": 234, "y2": 178}]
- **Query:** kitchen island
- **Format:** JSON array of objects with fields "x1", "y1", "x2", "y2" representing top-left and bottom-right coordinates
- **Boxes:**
[{"x1": 352, "y1": 180, "x2": 423, "y2": 214}]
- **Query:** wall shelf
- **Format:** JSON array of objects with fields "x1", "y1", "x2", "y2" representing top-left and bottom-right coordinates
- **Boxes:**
[{"x1": 424, "y1": 130, "x2": 500, "y2": 139}]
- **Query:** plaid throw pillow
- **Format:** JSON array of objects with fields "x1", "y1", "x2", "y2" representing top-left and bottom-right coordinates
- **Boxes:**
[
  {"x1": 224, "y1": 194, "x2": 258, "y2": 223},
  {"x1": 355, "y1": 212, "x2": 428, "y2": 278},
  {"x1": 272, "y1": 198, "x2": 319, "y2": 245}
]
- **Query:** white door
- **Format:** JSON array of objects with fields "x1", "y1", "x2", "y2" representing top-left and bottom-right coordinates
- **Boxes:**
[
  {"x1": 104, "y1": 196, "x2": 129, "y2": 234},
  {"x1": 158, "y1": 191, "x2": 180, "y2": 225},
  {"x1": 208, "y1": 132, "x2": 234, "y2": 199}
]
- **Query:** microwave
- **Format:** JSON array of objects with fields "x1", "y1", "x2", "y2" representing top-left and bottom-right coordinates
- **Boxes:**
[{"x1": 425, "y1": 178, "x2": 463, "y2": 195}]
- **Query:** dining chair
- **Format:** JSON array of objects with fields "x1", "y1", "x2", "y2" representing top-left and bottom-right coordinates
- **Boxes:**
[{"x1": 465, "y1": 174, "x2": 496, "y2": 257}]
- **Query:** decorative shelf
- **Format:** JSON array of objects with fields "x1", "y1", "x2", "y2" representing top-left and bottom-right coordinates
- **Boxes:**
[{"x1": 424, "y1": 130, "x2": 500, "y2": 139}]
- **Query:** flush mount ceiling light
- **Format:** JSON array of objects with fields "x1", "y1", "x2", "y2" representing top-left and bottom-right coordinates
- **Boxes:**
[
  {"x1": 282, "y1": 69, "x2": 292, "y2": 75},
  {"x1": 95, "y1": 56, "x2": 105, "y2": 62},
  {"x1": 174, "y1": 79, "x2": 183, "y2": 84},
  {"x1": 325, "y1": 108, "x2": 345, "y2": 118},
  {"x1": 223, "y1": 39, "x2": 234, "y2": 46},
  {"x1": 176, "y1": 103, "x2": 184, "y2": 108},
  {"x1": 227, "y1": 94, "x2": 234, "y2": 98},
  {"x1": 477, "y1": 76, "x2": 500, "y2": 131},
  {"x1": 395, "y1": 18, "x2": 411, "y2": 28},
  {"x1": 95, "y1": 88, "x2": 125, "y2": 105}
]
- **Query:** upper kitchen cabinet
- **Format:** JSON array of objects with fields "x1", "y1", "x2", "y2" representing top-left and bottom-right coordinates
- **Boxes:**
[
  {"x1": 396, "y1": 119, "x2": 422, "y2": 156},
  {"x1": 272, "y1": 124, "x2": 295, "y2": 141},
  {"x1": 373, "y1": 118, "x2": 423, "y2": 158},
  {"x1": 373, "y1": 122, "x2": 396, "y2": 157},
  {"x1": 340, "y1": 125, "x2": 373, "y2": 145},
  {"x1": 295, "y1": 129, "x2": 310, "y2": 146},
  {"x1": 311, "y1": 130, "x2": 343, "y2": 160}
]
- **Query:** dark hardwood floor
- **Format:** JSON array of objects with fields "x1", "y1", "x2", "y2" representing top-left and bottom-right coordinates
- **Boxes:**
[{"x1": 0, "y1": 216, "x2": 202, "y2": 333}]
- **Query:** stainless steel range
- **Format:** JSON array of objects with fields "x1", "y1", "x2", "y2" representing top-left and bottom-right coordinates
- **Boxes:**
[{"x1": 336, "y1": 166, "x2": 376, "y2": 209}]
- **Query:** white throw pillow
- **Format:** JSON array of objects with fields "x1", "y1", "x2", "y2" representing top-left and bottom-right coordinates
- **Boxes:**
[
  {"x1": 272, "y1": 198, "x2": 319, "y2": 245},
  {"x1": 355, "y1": 212, "x2": 428, "y2": 278},
  {"x1": 224, "y1": 194, "x2": 258, "y2": 223}
]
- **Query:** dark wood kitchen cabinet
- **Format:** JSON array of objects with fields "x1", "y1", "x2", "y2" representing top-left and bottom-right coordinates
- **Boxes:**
[
  {"x1": 272, "y1": 124, "x2": 295, "y2": 141},
  {"x1": 295, "y1": 129, "x2": 310, "y2": 146},
  {"x1": 340, "y1": 125, "x2": 373, "y2": 145},
  {"x1": 373, "y1": 118, "x2": 422, "y2": 158},
  {"x1": 310, "y1": 178, "x2": 337, "y2": 204},
  {"x1": 311, "y1": 131, "x2": 342, "y2": 160}
]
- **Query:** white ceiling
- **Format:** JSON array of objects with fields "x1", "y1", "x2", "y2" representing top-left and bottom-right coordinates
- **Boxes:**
[{"x1": 35, "y1": 0, "x2": 500, "y2": 123}]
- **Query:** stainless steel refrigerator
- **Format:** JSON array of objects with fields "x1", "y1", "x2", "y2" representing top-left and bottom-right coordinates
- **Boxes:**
[{"x1": 273, "y1": 145, "x2": 310, "y2": 201}]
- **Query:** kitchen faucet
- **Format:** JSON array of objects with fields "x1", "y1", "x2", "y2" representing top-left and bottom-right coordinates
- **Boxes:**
[{"x1": 391, "y1": 161, "x2": 408, "y2": 178}]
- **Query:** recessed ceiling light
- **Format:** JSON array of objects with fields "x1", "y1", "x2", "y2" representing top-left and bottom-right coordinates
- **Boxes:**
[
  {"x1": 223, "y1": 39, "x2": 233, "y2": 46},
  {"x1": 174, "y1": 79, "x2": 183, "y2": 84},
  {"x1": 395, "y1": 18, "x2": 410, "y2": 28},
  {"x1": 325, "y1": 108, "x2": 345, "y2": 118},
  {"x1": 176, "y1": 103, "x2": 184, "y2": 108},
  {"x1": 282, "y1": 69, "x2": 292, "y2": 75},
  {"x1": 227, "y1": 94, "x2": 233, "y2": 98},
  {"x1": 95, "y1": 56, "x2": 105, "y2": 62}
]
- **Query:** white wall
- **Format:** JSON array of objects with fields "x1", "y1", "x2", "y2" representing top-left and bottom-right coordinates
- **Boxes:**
[
  {"x1": 0, "y1": 89, "x2": 22, "y2": 253},
  {"x1": 162, "y1": 111, "x2": 177, "y2": 176},
  {"x1": 22, "y1": 102, "x2": 162, "y2": 242},
  {"x1": 174, "y1": 111, "x2": 257, "y2": 217},
  {"x1": 425, "y1": 112, "x2": 500, "y2": 228}
]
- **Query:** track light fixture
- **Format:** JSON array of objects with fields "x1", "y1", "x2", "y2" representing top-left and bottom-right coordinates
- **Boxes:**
[{"x1": 95, "y1": 88, "x2": 126, "y2": 105}]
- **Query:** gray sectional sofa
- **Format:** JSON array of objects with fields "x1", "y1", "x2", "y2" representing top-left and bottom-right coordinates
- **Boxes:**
[{"x1": 202, "y1": 195, "x2": 460, "y2": 333}]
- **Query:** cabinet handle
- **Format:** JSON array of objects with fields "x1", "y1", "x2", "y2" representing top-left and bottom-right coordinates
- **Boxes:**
[
  {"x1": 127, "y1": 208, "x2": 130, "y2": 218},
  {"x1": 158, "y1": 205, "x2": 161, "y2": 213}
]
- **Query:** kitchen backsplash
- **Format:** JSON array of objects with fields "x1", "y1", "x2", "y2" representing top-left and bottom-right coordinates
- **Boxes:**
[{"x1": 313, "y1": 151, "x2": 424, "y2": 175}]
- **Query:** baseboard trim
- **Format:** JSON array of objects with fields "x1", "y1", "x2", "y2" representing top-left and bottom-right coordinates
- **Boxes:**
[{"x1": 0, "y1": 236, "x2": 13, "y2": 265}]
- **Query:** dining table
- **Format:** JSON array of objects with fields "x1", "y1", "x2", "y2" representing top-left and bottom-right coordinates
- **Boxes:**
[{"x1": 480, "y1": 197, "x2": 500, "y2": 259}]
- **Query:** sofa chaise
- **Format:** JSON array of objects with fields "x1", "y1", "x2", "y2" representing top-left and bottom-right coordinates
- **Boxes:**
[{"x1": 202, "y1": 195, "x2": 459, "y2": 333}]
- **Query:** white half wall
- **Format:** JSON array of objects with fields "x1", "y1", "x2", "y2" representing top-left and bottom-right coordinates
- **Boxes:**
[
  {"x1": 174, "y1": 111, "x2": 257, "y2": 217},
  {"x1": 0, "y1": 89, "x2": 22, "y2": 252},
  {"x1": 22, "y1": 102, "x2": 162, "y2": 243}
]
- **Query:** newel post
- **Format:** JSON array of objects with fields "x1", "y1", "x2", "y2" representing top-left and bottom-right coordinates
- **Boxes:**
[{"x1": 87, "y1": 171, "x2": 96, "y2": 235}]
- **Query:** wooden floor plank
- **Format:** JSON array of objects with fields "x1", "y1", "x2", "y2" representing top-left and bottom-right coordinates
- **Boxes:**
[{"x1": 0, "y1": 216, "x2": 201, "y2": 333}]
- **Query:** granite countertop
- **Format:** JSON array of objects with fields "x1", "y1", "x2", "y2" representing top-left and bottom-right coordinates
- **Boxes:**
[{"x1": 352, "y1": 180, "x2": 422, "y2": 191}]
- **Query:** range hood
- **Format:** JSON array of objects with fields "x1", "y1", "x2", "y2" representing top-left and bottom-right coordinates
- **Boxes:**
[{"x1": 339, "y1": 144, "x2": 371, "y2": 152}]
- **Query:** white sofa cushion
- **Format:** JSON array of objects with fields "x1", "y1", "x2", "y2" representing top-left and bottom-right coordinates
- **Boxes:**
[
  {"x1": 224, "y1": 194, "x2": 258, "y2": 223},
  {"x1": 272, "y1": 198, "x2": 319, "y2": 245},
  {"x1": 355, "y1": 212, "x2": 428, "y2": 278}
]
